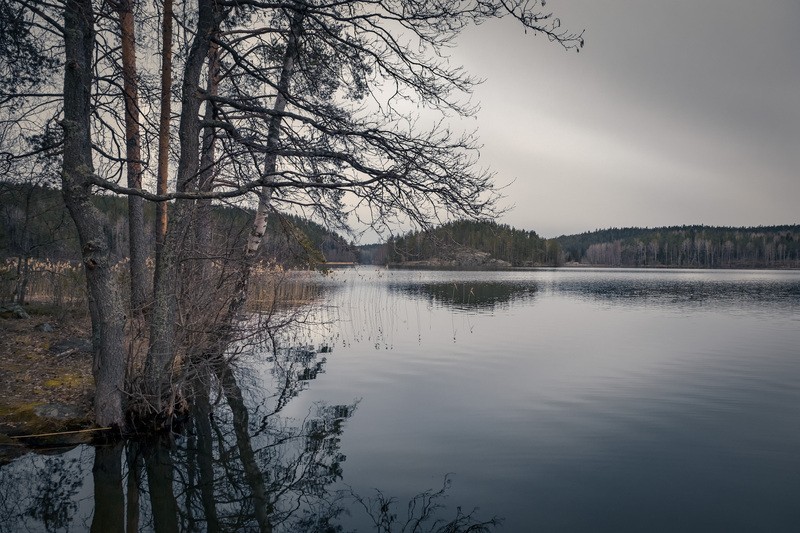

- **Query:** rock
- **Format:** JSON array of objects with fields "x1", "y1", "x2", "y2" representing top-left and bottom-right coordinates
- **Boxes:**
[
  {"x1": 35, "y1": 322, "x2": 55, "y2": 333},
  {"x1": 449, "y1": 249, "x2": 512, "y2": 268},
  {"x1": 34, "y1": 403, "x2": 84, "y2": 421},
  {"x1": 49, "y1": 338, "x2": 92, "y2": 355},
  {"x1": 0, "y1": 304, "x2": 29, "y2": 319}
]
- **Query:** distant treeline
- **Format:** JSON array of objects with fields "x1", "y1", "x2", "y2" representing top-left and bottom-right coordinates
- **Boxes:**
[
  {"x1": 361, "y1": 222, "x2": 800, "y2": 269},
  {"x1": 383, "y1": 220, "x2": 562, "y2": 266},
  {"x1": 556, "y1": 225, "x2": 800, "y2": 268},
  {"x1": 0, "y1": 183, "x2": 357, "y2": 266}
]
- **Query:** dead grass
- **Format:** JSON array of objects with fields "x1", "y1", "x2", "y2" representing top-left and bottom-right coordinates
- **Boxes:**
[
  {"x1": 0, "y1": 258, "x2": 87, "y2": 313},
  {"x1": 0, "y1": 260, "x2": 324, "y2": 451}
]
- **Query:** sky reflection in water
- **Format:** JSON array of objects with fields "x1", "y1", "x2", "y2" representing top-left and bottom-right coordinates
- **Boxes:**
[
  {"x1": 295, "y1": 267, "x2": 800, "y2": 532},
  {"x1": 3, "y1": 267, "x2": 800, "y2": 532}
]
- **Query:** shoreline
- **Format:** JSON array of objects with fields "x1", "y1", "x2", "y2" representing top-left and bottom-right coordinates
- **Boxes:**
[
  {"x1": 0, "y1": 307, "x2": 97, "y2": 461},
  {"x1": 385, "y1": 263, "x2": 800, "y2": 271}
]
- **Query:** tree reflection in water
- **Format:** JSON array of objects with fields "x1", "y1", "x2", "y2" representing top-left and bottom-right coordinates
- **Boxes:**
[
  {"x1": 392, "y1": 281, "x2": 537, "y2": 312},
  {"x1": 0, "y1": 344, "x2": 499, "y2": 532}
]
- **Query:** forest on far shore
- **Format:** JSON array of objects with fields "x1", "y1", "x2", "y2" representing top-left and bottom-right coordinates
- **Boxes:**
[
  {"x1": 557, "y1": 225, "x2": 800, "y2": 268},
  {"x1": 373, "y1": 221, "x2": 800, "y2": 269},
  {"x1": 4, "y1": 184, "x2": 798, "y2": 271},
  {"x1": 383, "y1": 220, "x2": 560, "y2": 267},
  {"x1": 0, "y1": 183, "x2": 358, "y2": 267}
]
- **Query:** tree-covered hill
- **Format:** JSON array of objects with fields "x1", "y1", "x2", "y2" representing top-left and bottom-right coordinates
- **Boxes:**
[
  {"x1": 384, "y1": 220, "x2": 562, "y2": 267},
  {"x1": 0, "y1": 183, "x2": 357, "y2": 266},
  {"x1": 556, "y1": 225, "x2": 800, "y2": 268},
  {"x1": 363, "y1": 222, "x2": 800, "y2": 269}
]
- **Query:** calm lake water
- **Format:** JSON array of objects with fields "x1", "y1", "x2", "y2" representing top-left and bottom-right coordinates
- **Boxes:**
[{"x1": 3, "y1": 267, "x2": 800, "y2": 532}]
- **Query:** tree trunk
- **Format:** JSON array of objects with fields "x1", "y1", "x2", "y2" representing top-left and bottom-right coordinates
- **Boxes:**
[
  {"x1": 61, "y1": 0, "x2": 126, "y2": 427},
  {"x1": 14, "y1": 187, "x2": 33, "y2": 305},
  {"x1": 125, "y1": 442, "x2": 142, "y2": 533},
  {"x1": 190, "y1": 369, "x2": 221, "y2": 532},
  {"x1": 195, "y1": 39, "x2": 221, "y2": 251},
  {"x1": 14, "y1": 255, "x2": 29, "y2": 305},
  {"x1": 155, "y1": 0, "x2": 173, "y2": 265},
  {"x1": 144, "y1": 438, "x2": 180, "y2": 533},
  {"x1": 205, "y1": 11, "x2": 304, "y2": 361},
  {"x1": 218, "y1": 364, "x2": 274, "y2": 532},
  {"x1": 145, "y1": 0, "x2": 222, "y2": 412},
  {"x1": 117, "y1": 0, "x2": 149, "y2": 315},
  {"x1": 243, "y1": 10, "x2": 304, "y2": 264},
  {"x1": 177, "y1": 41, "x2": 222, "y2": 364},
  {"x1": 90, "y1": 443, "x2": 125, "y2": 533}
]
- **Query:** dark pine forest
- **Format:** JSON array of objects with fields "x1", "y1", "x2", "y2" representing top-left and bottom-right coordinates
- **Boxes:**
[
  {"x1": 558, "y1": 225, "x2": 800, "y2": 268},
  {"x1": 380, "y1": 221, "x2": 800, "y2": 269}
]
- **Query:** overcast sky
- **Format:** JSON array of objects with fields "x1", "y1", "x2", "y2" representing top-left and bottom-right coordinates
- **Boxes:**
[{"x1": 448, "y1": 0, "x2": 800, "y2": 238}]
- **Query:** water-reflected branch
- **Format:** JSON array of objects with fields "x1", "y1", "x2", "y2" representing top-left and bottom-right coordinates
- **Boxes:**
[
  {"x1": 125, "y1": 442, "x2": 142, "y2": 533},
  {"x1": 0, "y1": 342, "x2": 502, "y2": 532},
  {"x1": 189, "y1": 370, "x2": 221, "y2": 533},
  {"x1": 144, "y1": 436, "x2": 180, "y2": 533},
  {"x1": 347, "y1": 475, "x2": 501, "y2": 533},
  {"x1": 26, "y1": 454, "x2": 85, "y2": 532},
  {"x1": 217, "y1": 363, "x2": 276, "y2": 532}
]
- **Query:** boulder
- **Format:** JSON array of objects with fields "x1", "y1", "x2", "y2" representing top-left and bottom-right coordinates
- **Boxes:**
[
  {"x1": 34, "y1": 403, "x2": 84, "y2": 421},
  {"x1": 0, "y1": 304, "x2": 29, "y2": 319},
  {"x1": 49, "y1": 338, "x2": 92, "y2": 355}
]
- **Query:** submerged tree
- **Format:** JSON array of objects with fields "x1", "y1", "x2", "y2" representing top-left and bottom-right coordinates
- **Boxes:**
[{"x1": 0, "y1": 0, "x2": 582, "y2": 427}]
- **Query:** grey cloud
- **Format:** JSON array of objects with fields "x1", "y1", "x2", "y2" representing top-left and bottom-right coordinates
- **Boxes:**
[{"x1": 451, "y1": 0, "x2": 800, "y2": 236}]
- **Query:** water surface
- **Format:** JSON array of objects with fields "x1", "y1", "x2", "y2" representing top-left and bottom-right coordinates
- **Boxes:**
[{"x1": 3, "y1": 268, "x2": 800, "y2": 532}]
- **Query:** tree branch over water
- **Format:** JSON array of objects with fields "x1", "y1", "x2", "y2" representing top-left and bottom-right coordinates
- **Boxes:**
[{"x1": 0, "y1": 0, "x2": 583, "y2": 427}]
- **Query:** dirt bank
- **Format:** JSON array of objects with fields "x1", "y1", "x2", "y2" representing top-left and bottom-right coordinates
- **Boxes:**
[{"x1": 0, "y1": 306, "x2": 96, "y2": 460}]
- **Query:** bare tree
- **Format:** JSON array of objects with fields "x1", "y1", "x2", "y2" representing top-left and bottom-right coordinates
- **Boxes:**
[
  {"x1": 0, "y1": 0, "x2": 582, "y2": 427},
  {"x1": 144, "y1": 0, "x2": 226, "y2": 411},
  {"x1": 140, "y1": 0, "x2": 582, "y2": 415}
]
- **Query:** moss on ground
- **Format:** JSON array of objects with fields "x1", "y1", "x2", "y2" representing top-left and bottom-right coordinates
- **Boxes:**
[{"x1": 0, "y1": 308, "x2": 95, "y2": 450}]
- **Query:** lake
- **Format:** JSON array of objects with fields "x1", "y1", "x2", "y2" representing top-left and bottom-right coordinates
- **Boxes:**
[{"x1": 3, "y1": 267, "x2": 800, "y2": 532}]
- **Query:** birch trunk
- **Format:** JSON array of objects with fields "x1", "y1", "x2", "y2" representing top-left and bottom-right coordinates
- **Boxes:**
[
  {"x1": 244, "y1": 11, "x2": 304, "y2": 263},
  {"x1": 218, "y1": 364, "x2": 274, "y2": 532},
  {"x1": 207, "y1": 11, "x2": 305, "y2": 361}
]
